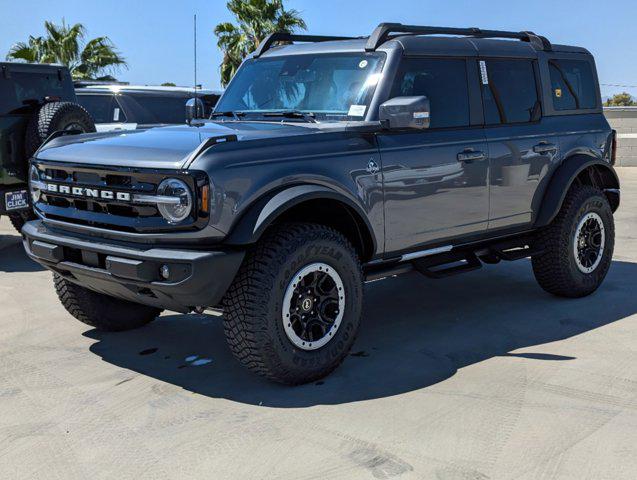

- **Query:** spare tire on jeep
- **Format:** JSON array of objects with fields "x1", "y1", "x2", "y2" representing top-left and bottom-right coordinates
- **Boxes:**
[
  {"x1": 7, "y1": 102, "x2": 97, "y2": 232},
  {"x1": 25, "y1": 101, "x2": 96, "y2": 159}
]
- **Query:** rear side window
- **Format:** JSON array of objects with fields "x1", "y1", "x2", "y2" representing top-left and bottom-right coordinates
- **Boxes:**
[
  {"x1": 481, "y1": 59, "x2": 540, "y2": 125},
  {"x1": 548, "y1": 59, "x2": 597, "y2": 110},
  {"x1": 77, "y1": 94, "x2": 125, "y2": 123},
  {"x1": 390, "y1": 58, "x2": 470, "y2": 129}
]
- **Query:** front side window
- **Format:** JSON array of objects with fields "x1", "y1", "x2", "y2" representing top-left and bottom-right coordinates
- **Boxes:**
[
  {"x1": 482, "y1": 59, "x2": 540, "y2": 125},
  {"x1": 216, "y1": 53, "x2": 386, "y2": 121},
  {"x1": 126, "y1": 94, "x2": 189, "y2": 124},
  {"x1": 549, "y1": 59, "x2": 597, "y2": 111},
  {"x1": 390, "y1": 57, "x2": 470, "y2": 129}
]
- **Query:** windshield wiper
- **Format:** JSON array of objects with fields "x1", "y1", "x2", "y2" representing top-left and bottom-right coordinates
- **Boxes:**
[
  {"x1": 262, "y1": 110, "x2": 317, "y2": 123},
  {"x1": 210, "y1": 111, "x2": 246, "y2": 121}
]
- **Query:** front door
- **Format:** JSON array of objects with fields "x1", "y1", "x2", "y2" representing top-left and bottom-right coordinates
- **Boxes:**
[{"x1": 377, "y1": 57, "x2": 489, "y2": 254}]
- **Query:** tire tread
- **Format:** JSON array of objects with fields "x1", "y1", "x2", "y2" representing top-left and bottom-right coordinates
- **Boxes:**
[{"x1": 222, "y1": 223, "x2": 362, "y2": 384}]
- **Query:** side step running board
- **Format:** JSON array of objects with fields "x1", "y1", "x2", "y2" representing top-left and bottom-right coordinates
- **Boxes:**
[
  {"x1": 363, "y1": 235, "x2": 543, "y2": 282},
  {"x1": 413, "y1": 251, "x2": 482, "y2": 279}
]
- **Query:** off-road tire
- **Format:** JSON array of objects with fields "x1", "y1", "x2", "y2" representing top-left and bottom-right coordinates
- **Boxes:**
[
  {"x1": 25, "y1": 102, "x2": 96, "y2": 158},
  {"x1": 54, "y1": 274, "x2": 161, "y2": 331},
  {"x1": 222, "y1": 223, "x2": 363, "y2": 385},
  {"x1": 532, "y1": 185, "x2": 614, "y2": 298},
  {"x1": 8, "y1": 211, "x2": 36, "y2": 232}
]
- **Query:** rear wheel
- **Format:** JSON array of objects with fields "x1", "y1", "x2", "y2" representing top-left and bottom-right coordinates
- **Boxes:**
[
  {"x1": 54, "y1": 274, "x2": 161, "y2": 331},
  {"x1": 532, "y1": 185, "x2": 614, "y2": 298},
  {"x1": 222, "y1": 223, "x2": 363, "y2": 385}
]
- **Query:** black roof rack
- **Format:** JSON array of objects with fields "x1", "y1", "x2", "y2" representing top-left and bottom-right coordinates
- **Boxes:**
[
  {"x1": 253, "y1": 32, "x2": 360, "y2": 58},
  {"x1": 365, "y1": 23, "x2": 552, "y2": 52}
]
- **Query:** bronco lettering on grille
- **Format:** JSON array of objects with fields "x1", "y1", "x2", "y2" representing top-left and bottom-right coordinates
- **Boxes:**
[{"x1": 45, "y1": 183, "x2": 131, "y2": 202}]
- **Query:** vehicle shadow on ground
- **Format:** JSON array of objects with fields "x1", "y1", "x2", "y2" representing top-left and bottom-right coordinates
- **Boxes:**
[
  {"x1": 0, "y1": 233, "x2": 45, "y2": 273},
  {"x1": 85, "y1": 259, "x2": 637, "y2": 407}
]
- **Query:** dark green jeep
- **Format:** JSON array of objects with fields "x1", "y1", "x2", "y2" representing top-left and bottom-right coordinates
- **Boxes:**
[{"x1": 0, "y1": 62, "x2": 94, "y2": 231}]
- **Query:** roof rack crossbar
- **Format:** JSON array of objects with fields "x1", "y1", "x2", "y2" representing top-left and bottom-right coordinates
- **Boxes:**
[
  {"x1": 253, "y1": 32, "x2": 360, "y2": 58},
  {"x1": 365, "y1": 23, "x2": 552, "y2": 52}
]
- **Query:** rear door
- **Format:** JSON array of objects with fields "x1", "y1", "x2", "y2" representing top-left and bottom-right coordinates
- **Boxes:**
[
  {"x1": 377, "y1": 57, "x2": 489, "y2": 254},
  {"x1": 479, "y1": 58, "x2": 560, "y2": 230}
]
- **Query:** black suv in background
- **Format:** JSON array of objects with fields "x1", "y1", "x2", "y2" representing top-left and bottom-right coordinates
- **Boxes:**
[
  {"x1": 24, "y1": 24, "x2": 619, "y2": 385},
  {"x1": 0, "y1": 62, "x2": 94, "y2": 231},
  {"x1": 75, "y1": 84, "x2": 222, "y2": 131}
]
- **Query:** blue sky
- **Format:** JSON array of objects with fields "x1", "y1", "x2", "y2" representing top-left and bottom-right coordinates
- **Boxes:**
[{"x1": 1, "y1": 0, "x2": 635, "y2": 97}]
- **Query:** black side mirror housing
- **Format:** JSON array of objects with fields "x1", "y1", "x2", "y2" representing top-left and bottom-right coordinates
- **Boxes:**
[
  {"x1": 379, "y1": 96, "x2": 431, "y2": 130},
  {"x1": 186, "y1": 97, "x2": 205, "y2": 124}
]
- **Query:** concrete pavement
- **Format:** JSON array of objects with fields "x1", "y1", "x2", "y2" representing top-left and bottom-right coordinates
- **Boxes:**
[{"x1": 1, "y1": 169, "x2": 636, "y2": 479}]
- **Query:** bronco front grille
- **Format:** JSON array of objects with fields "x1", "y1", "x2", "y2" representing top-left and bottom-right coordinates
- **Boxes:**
[{"x1": 32, "y1": 161, "x2": 209, "y2": 233}]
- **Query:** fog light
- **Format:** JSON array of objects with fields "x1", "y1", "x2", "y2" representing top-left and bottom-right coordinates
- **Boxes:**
[{"x1": 159, "y1": 264, "x2": 170, "y2": 280}]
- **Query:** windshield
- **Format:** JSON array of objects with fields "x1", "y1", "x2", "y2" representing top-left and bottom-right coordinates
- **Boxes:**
[{"x1": 215, "y1": 52, "x2": 386, "y2": 121}]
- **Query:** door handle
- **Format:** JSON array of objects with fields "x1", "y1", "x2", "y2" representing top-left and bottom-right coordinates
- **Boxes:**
[
  {"x1": 533, "y1": 142, "x2": 557, "y2": 154},
  {"x1": 457, "y1": 150, "x2": 487, "y2": 162}
]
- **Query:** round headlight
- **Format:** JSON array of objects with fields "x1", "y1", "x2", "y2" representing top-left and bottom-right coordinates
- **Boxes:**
[
  {"x1": 29, "y1": 165, "x2": 41, "y2": 203},
  {"x1": 156, "y1": 178, "x2": 192, "y2": 224}
]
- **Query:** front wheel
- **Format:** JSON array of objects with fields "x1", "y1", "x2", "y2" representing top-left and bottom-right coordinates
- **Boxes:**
[
  {"x1": 532, "y1": 185, "x2": 615, "y2": 298},
  {"x1": 54, "y1": 274, "x2": 161, "y2": 331},
  {"x1": 222, "y1": 223, "x2": 363, "y2": 385}
]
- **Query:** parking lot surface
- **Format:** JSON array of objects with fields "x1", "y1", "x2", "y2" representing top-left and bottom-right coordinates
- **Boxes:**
[{"x1": 1, "y1": 169, "x2": 636, "y2": 480}]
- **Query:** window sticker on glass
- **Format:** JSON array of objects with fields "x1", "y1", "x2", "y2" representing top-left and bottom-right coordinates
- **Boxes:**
[
  {"x1": 348, "y1": 104, "x2": 366, "y2": 117},
  {"x1": 555, "y1": 88, "x2": 562, "y2": 98},
  {"x1": 113, "y1": 107, "x2": 120, "y2": 122},
  {"x1": 359, "y1": 60, "x2": 368, "y2": 69},
  {"x1": 479, "y1": 60, "x2": 489, "y2": 85}
]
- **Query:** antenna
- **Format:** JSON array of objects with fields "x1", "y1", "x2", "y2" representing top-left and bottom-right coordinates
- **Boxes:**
[{"x1": 194, "y1": 14, "x2": 198, "y2": 111}]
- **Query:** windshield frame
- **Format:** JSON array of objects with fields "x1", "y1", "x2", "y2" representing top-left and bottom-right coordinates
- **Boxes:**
[{"x1": 215, "y1": 51, "x2": 387, "y2": 123}]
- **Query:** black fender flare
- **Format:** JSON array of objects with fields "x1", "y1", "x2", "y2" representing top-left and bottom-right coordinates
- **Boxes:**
[
  {"x1": 535, "y1": 155, "x2": 620, "y2": 227},
  {"x1": 224, "y1": 184, "x2": 377, "y2": 252}
]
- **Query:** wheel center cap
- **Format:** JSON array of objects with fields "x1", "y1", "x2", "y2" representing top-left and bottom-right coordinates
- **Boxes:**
[{"x1": 300, "y1": 297, "x2": 314, "y2": 313}]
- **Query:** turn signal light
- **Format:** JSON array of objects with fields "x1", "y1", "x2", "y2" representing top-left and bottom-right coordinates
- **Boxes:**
[{"x1": 200, "y1": 184, "x2": 210, "y2": 213}]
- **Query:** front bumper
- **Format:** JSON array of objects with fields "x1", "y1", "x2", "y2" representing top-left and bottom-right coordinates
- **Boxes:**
[{"x1": 22, "y1": 220, "x2": 245, "y2": 313}]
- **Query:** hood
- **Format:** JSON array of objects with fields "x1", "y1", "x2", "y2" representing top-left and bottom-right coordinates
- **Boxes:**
[{"x1": 35, "y1": 121, "x2": 331, "y2": 170}]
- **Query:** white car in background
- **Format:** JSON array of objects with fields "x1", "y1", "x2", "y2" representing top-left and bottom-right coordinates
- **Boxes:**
[{"x1": 74, "y1": 84, "x2": 222, "y2": 132}]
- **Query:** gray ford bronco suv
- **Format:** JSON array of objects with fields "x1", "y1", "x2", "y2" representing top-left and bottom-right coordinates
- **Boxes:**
[
  {"x1": 1, "y1": 62, "x2": 95, "y2": 231},
  {"x1": 23, "y1": 24, "x2": 620, "y2": 384}
]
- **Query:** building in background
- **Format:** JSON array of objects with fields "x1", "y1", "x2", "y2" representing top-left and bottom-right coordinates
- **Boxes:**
[{"x1": 605, "y1": 107, "x2": 637, "y2": 166}]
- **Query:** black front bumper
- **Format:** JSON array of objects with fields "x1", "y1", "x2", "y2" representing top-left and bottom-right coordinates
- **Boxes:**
[{"x1": 22, "y1": 220, "x2": 245, "y2": 313}]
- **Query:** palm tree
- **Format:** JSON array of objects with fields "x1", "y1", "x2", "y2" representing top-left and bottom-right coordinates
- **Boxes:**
[
  {"x1": 214, "y1": 0, "x2": 306, "y2": 86},
  {"x1": 6, "y1": 20, "x2": 127, "y2": 80}
]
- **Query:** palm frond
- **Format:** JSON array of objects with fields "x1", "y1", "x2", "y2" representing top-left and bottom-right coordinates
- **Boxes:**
[
  {"x1": 7, "y1": 20, "x2": 127, "y2": 80},
  {"x1": 215, "y1": 0, "x2": 307, "y2": 86}
]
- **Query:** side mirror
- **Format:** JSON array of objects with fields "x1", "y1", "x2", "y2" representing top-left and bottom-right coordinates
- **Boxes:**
[
  {"x1": 185, "y1": 97, "x2": 205, "y2": 124},
  {"x1": 379, "y1": 96, "x2": 430, "y2": 130}
]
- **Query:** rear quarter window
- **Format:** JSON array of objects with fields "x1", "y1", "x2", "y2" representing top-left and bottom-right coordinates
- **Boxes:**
[{"x1": 548, "y1": 59, "x2": 597, "y2": 110}]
